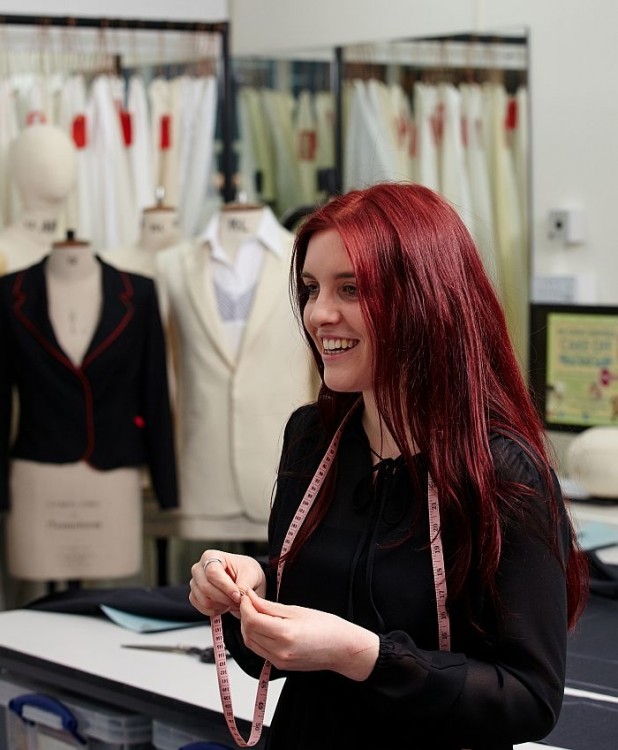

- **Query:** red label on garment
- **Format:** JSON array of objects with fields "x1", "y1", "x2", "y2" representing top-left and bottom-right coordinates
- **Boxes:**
[
  {"x1": 119, "y1": 109, "x2": 132, "y2": 147},
  {"x1": 134, "y1": 415, "x2": 145, "y2": 429},
  {"x1": 72, "y1": 114, "x2": 87, "y2": 149},
  {"x1": 430, "y1": 102, "x2": 445, "y2": 145},
  {"x1": 160, "y1": 115, "x2": 171, "y2": 150},
  {"x1": 297, "y1": 130, "x2": 316, "y2": 160},
  {"x1": 505, "y1": 98, "x2": 518, "y2": 130},
  {"x1": 26, "y1": 110, "x2": 46, "y2": 126}
]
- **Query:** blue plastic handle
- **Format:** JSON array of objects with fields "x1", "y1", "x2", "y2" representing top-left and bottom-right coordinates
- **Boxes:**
[{"x1": 8, "y1": 693, "x2": 87, "y2": 745}]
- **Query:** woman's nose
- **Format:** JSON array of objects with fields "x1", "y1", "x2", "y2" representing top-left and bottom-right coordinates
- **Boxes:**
[{"x1": 308, "y1": 293, "x2": 340, "y2": 326}]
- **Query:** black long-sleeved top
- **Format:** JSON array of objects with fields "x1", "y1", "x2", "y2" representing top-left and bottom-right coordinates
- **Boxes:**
[{"x1": 223, "y1": 404, "x2": 571, "y2": 749}]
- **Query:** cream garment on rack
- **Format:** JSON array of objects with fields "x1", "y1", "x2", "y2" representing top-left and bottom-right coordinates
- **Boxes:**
[
  {"x1": 460, "y1": 83, "x2": 499, "y2": 289},
  {"x1": 240, "y1": 88, "x2": 277, "y2": 204},
  {"x1": 413, "y1": 83, "x2": 440, "y2": 192},
  {"x1": 87, "y1": 75, "x2": 136, "y2": 249},
  {"x1": 7, "y1": 242, "x2": 142, "y2": 581},
  {"x1": 294, "y1": 90, "x2": 319, "y2": 205},
  {"x1": 58, "y1": 74, "x2": 92, "y2": 241},
  {"x1": 236, "y1": 87, "x2": 260, "y2": 202},
  {"x1": 0, "y1": 79, "x2": 20, "y2": 229},
  {"x1": 127, "y1": 75, "x2": 155, "y2": 215},
  {"x1": 439, "y1": 83, "x2": 473, "y2": 233},
  {"x1": 155, "y1": 206, "x2": 314, "y2": 540},
  {"x1": 389, "y1": 83, "x2": 415, "y2": 181},
  {"x1": 512, "y1": 86, "x2": 529, "y2": 247},
  {"x1": 483, "y1": 82, "x2": 526, "y2": 366},
  {"x1": 314, "y1": 91, "x2": 335, "y2": 178},
  {"x1": 261, "y1": 89, "x2": 305, "y2": 214},
  {"x1": 179, "y1": 76, "x2": 218, "y2": 237}
]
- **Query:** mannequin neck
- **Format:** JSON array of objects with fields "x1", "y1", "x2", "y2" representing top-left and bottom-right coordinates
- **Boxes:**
[
  {"x1": 139, "y1": 208, "x2": 182, "y2": 251},
  {"x1": 218, "y1": 208, "x2": 264, "y2": 263},
  {"x1": 47, "y1": 243, "x2": 98, "y2": 282}
]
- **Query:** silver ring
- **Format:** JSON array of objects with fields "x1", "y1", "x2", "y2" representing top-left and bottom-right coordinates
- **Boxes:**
[{"x1": 202, "y1": 557, "x2": 223, "y2": 572}]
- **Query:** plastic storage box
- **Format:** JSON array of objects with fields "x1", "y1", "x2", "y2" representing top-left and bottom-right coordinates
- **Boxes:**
[
  {"x1": 0, "y1": 672, "x2": 152, "y2": 749},
  {"x1": 152, "y1": 717, "x2": 236, "y2": 749}
]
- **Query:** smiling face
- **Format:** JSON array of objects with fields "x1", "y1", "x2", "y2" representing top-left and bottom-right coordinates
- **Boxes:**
[{"x1": 301, "y1": 229, "x2": 374, "y2": 395}]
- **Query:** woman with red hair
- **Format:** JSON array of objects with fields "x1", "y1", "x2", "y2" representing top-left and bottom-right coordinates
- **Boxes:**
[{"x1": 190, "y1": 182, "x2": 588, "y2": 749}]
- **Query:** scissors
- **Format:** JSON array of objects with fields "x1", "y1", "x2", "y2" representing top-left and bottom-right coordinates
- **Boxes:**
[{"x1": 121, "y1": 644, "x2": 232, "y2": 664}]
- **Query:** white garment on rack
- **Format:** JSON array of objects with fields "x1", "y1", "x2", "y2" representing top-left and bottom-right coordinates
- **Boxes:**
[
  {"x1": 439, "y1": 83, "x2": 473, "y2": 232},
  {"x1": 58, "y1": 74, "x2": 91, "y2": 240},
  {"x1": 343, "y1": 80, "x2": 402, "y2": 190},
  {"x1": 127, "y1": 75, "x2": 155, "y2": 214},
  {"x1": 0, "y1": 79, "x2": 20, "y2": 230},
  {"x1": 460, "y1": 82, "x2": 498, "y2": 288},
  {"x1": 413, "y1": 83, "x2": 440, "y2": 192},
  {"x1": 314, "y1": 91, "x2": 335, "y2": 174},
  {"x1": 180, "y1": 76, "x2": 218, "y2": 237},
  {"x1": 148, "y1": 77, "x2": 170, "y2": 198},
  {"x1": 87, "y1": 75, "x2": 136, "y2": 249}
]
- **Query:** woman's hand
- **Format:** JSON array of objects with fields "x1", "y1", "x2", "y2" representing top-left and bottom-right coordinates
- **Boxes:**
[
  {"x1": 238, "y1": 588, "x2": 379, "y2": 681},
  {"x1": 189, "y1": 549, "x2": 267, "y2": 619}
]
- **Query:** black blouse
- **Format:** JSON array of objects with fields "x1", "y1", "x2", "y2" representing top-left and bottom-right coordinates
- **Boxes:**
[{"x1": 223, "y1": 404, "x2": 571, "y2": 750}]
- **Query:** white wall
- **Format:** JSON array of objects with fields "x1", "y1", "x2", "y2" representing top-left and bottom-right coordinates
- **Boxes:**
[{"x1": 230, "y1": 0, "x2": 618, "y2": 305}]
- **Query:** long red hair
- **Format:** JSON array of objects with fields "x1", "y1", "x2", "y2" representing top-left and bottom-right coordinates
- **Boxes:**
[{"x1": 288, "y1": 182, "x2": 587, "y2": 629}]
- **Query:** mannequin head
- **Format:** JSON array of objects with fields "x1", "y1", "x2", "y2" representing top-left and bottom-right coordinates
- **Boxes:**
[{"x1": 9, "y1": 124, "x2": 77, "y2": 211}]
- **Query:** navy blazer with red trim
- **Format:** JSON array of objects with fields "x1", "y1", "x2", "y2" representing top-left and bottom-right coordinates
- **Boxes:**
[{"x1": 0, "y1": 256, "x2": 178, "y2": 511}]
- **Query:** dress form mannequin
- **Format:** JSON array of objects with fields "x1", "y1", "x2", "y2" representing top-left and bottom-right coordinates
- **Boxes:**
[
  {"x1": 0, "y1": 125, "x2": 77, "y2": 275},
  {"x1": 155, "y1": 202, "x2": 316, "y2": 542},
  {"x1": 103, "y1": 188, "x2": 184, "y2": 278},
  {"x1": 6, "y1": 233, "x2": 143, "y2": 582}
]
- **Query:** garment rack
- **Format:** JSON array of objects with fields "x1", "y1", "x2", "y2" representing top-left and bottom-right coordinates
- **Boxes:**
[{"x1": 0, "y1": 13, "x2": 235, "y2": 203}]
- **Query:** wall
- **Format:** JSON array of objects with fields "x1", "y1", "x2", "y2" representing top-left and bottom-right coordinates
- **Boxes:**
[{"x1": 230, "y1": 0, "x2": 618, "y2": 306}]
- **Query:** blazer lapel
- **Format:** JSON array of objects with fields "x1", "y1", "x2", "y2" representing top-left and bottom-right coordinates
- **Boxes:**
[
  {"x1": 11, "y1": 258, "x2": 74, "y2": 369},
  {"x1": 183, "y1": 242, "x2": 236, "y2": 368},
  {"x1": 81, "y1": 258, "x2": 134, "y2": 368}
]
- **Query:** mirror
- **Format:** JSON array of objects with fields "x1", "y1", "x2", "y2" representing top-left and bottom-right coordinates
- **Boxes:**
[
  {"x1": 340, "y1": 32, "x2": 530, "y2": 365},
  {"x1": 231, "y1": 33, "x2": 530, "y2": 364}
]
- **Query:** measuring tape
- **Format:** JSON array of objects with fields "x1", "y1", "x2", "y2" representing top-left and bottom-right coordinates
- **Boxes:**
[{"x1": 211, "y1": 404, "x2": 450, "y2": 746}]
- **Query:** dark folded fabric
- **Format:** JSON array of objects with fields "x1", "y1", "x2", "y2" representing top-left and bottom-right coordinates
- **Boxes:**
[{"x1": 24, "y1": 584, "x2": 207, "y2": 622}]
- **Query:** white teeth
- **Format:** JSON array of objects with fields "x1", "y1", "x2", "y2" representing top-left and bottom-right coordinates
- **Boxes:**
[{"x1": 322, "y1": 338, "x2": 357, "y2": 352}]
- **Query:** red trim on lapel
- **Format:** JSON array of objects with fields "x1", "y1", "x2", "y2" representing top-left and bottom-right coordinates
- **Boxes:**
[
  {"x1": 82, "y1": 272, "x2": 134, "y2": 368},
  {"x1": 12, "y1": 272, "x2": 96, "y2": 460},
  {"x1": 11, "y1": 270, "x2": 121, "y2": 463},
  {"x1": 12, "y1": 272, "x2": 76, "y2": 373}
]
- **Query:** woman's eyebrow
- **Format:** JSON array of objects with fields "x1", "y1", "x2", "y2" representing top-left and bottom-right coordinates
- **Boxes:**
[{"x1": 301, "y1": 271, "x2": 356, "y2": 279}]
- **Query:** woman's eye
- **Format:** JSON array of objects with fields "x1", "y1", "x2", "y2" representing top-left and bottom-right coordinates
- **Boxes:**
[
  {"x1": 342, "y1": 284, "x2": 358, "y2": 297},
  {"x1": 304, "y1": 283, "x2": 319, "y2": 298}
]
